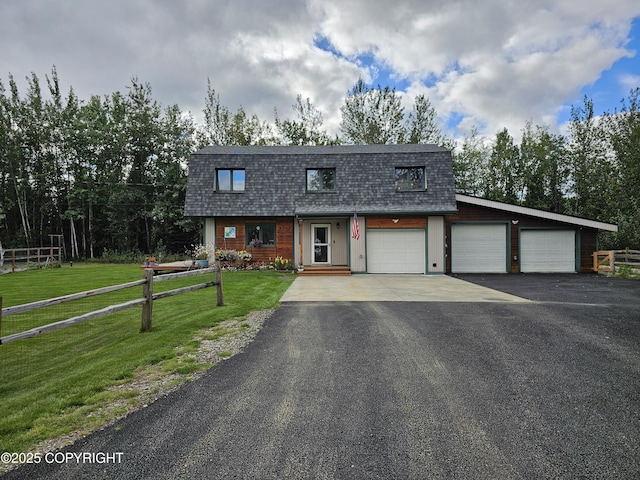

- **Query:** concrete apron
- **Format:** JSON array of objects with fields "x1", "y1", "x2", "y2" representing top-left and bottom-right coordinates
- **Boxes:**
[{"x1": 280, "y1": 275, "x2": 530, "y2": 303}]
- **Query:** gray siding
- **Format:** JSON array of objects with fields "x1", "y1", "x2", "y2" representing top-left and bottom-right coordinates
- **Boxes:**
[{"x1": 427, "y1": 216, "x2": 445, "y2": 273}]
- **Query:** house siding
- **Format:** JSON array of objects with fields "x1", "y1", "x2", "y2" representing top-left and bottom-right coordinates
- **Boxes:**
[
  {"x1": 214, "y1": 217, "x2": 294, "y2": 264},
  {"x1": 350, "y1": 216, "x2": 366, "y2": 273},
  {"x1": 428, "y1": 216, "x2": 445, "y2": 273},
  {"x1": 204, "y1": 218, "x2": 215, "y2": 248},
  {"x1": 367, "y1": 217, "x2": 427, "y2": 228}
]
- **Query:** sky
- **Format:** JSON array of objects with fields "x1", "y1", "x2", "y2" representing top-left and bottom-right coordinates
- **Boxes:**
[{"x1": 1, "y1": 0, "x2": 639, "y2": 143}]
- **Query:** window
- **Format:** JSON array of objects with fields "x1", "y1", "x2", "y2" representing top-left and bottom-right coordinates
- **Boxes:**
[
  {"x1": 395, "y1": 167, "x2": 425, "y2": 191},
  {"x1": 306, "y1": 168, "x2": 336, "y2": 192},
  {"x1": 246, "y1": 223, "x2": 276, "y2": 247},
  {"x1": 217, "y1": 169, "x2": 245, "y2": 191}
]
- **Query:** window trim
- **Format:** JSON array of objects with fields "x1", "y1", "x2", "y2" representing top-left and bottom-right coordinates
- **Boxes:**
[
  {"x1": 395, "y1": 166, "x2": 426, "y2": 191},
  {"x1": 306, "y1": 168, "x2": 336, "y2": 192},
  {"x1": 216, "y1": 168, "x2": 246, "y2": 192}
]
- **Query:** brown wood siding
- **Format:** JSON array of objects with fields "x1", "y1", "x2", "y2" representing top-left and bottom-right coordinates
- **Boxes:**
[
  {"x1": 215, "y1": 217, "x2": 294, "y2": 263},
  {"x1": 276, "y1": 219, "x2": 294, "y2": 262},
  {"x1": 446, "y1": 203, "x2": 598, "y2": 273},
  {"x1": 367, "y1": 217, "x2": 427, "y2": 228},
  {"x1": 579, "y1": 229, "x2": 598, "y2": 273}
]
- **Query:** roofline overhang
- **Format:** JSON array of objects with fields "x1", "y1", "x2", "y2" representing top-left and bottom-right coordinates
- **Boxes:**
[
  {"x1": 294, "y1": 209, "x2": 458, "y2": 217},
  {"x1": 188, "y1": 209, "x2": 461, "y2": 218},
  {"x1": 456, "y1": 194, "x2": 618, "y2": 232}
]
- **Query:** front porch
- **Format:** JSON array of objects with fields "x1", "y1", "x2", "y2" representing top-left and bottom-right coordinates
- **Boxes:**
[{"x1": 296, "y1": 217, "x2": 352, "y2": 271}]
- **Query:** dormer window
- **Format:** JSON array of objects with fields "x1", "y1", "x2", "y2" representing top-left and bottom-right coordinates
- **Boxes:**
[
  {"x1": 395, "y1": 167, "x2": 425, "y2": 191},
  {"x1": 306, "y1": 168, "x2": 336, "y2": 192},
  {"x1": 217, "y1": 169, "x2": 245, "y2": 191}
]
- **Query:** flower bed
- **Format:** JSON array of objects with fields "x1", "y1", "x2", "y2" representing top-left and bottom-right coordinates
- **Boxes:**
[{"x1": 213, "y1": 249, "x2": 293, "y2": 272}]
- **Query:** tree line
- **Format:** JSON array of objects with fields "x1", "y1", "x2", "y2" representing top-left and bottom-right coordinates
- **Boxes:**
[
  {"x1": 1, "y1": 68, "x2": 638, "y2": 258},
  {"x1": 454, "y1": 92, "x2": 640, "y2": 250}
]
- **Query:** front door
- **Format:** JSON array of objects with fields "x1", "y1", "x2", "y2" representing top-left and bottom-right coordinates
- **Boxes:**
[{"x1": 312, "y1": 224, "x2": 331, "y2": 264}]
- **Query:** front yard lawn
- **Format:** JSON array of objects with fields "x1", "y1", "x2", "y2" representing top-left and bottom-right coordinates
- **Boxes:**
[{"x1": 0, "y1": 264, "x2": 294, "y2": 455}]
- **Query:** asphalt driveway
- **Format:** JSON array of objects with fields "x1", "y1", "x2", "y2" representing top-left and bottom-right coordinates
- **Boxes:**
[{"x1": 4, "y1": 274, "x2": 639, "y2": 479}]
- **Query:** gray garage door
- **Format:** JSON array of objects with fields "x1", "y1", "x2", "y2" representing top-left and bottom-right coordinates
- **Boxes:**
[
  {"x1": 451, "y1": 223, "x2": 507, "y2": 273},
  {"x1": 367, "y1": 229, "x2": 425, "y2": 273},
  {"x1": 520, "y1": 230, "x2": 576, "y2": 272}
]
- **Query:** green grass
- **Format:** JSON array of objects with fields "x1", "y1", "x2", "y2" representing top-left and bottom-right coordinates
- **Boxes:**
[
  {"x1": 614, "y1": 265, "x2": 640, "y2": 279},
  {"x1": 0, "y1": 264, "x2": 294, "y2": 454}
]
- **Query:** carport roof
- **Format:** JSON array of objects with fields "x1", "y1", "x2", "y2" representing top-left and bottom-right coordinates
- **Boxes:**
[{"x1": 456, "y1": 194, "x2": 618, "y2": 231}]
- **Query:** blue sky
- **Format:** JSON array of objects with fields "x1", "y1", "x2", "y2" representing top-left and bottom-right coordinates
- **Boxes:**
[
  {"x1": 562, "y1": 17, "x2": 640, "y2": 122},
  {"x1": 1, "y1": 0, "x2": 639, "y2": 143}
]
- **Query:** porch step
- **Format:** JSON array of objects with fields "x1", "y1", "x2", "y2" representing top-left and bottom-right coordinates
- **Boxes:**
[{"x1": 297, "y1": 266, "x2": 351, "y2": 276}]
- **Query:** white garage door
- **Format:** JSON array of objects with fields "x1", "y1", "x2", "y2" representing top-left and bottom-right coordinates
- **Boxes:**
[
  {"x1": 451, "y1": 223, "x2": 507, "y2": 273},
  {"x1": 520, "y1": 230, "x2": 576, "y2": 272},
  {"x1": 367, "y1": 229, "x2": 425, "y2": 273}
]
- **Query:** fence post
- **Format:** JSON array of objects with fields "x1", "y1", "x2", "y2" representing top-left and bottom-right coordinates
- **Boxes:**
[
  {"x1": 141, "y1": 269, "x2": 154, "y2": 332},
  {"x1": 216, "y1": 260, "x2": 224, "y2": 306},
  {"x1": 610, "y1": 251, "x2": 615, "y2": 274}
]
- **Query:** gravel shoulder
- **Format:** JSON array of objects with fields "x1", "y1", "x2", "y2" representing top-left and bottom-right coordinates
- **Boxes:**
[{"x1": 0, "y1": 309, "x2": 274, "y2": 476}]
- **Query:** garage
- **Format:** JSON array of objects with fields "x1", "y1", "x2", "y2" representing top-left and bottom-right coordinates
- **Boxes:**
[
  {"x1": 520, "y1": 230, "x2": 576, "y2": 272},
  {"x1": 451, "y1": 223, "x2": 507, "y2": 273},
  {"x1": 367, "y1": 229, "x2": 425, "y2": 273}
]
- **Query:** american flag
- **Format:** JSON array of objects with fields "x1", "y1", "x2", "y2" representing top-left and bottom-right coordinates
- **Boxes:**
[{"x1": 351, "y1": 211, "x2": 360, "y2": 240}]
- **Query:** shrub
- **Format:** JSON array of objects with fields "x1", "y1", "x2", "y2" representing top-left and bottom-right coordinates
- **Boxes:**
[{"x1": 215, "y1": 249, "x2": 239, "y2": 262}]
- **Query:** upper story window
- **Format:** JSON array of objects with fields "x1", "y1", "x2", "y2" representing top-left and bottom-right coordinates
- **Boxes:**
[
  {"x1": 395, "y1": 167, "x2": 426, "y2": 191},
  {"x1": 217, "y1": 169, "x2": 245, "y2": 191},
  {"x1": 306, "y1": 168, "x2": 336, "y2": 192}
]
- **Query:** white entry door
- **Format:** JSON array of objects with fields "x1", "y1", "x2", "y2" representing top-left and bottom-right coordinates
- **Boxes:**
[{"x1": 312, "y1": 224, "x2": 331, "y2": 264}]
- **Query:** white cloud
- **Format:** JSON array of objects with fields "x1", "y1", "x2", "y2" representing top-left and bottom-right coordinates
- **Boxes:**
[
  {"x1": 310, "y1": 0, "x2": 640, "y2": 139},
  {"x1": 1, "y1": 0, "x2": 638, "y2": 142},
  {"x1": 619, "y1": 73, "x2": 640, "y2": 91}
]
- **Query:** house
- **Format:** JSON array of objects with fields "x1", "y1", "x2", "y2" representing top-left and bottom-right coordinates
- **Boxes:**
[{"x1": 184, "y1": 144, "x2": 617, "y2": 274}]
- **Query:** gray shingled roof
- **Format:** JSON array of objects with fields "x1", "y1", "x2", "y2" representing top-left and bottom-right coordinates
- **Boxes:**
[{"x1": 184, "y1": 144, "x2": 457, "y2": 217}]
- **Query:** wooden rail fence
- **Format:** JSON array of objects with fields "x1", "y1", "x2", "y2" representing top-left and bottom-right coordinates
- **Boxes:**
[
  {"x1": 0, "y1": 247, "x2": 64, "y2": 272},
  {"x1": 593, "y1": 248, "x2": 640, "y2": 273},
  {"x1": 0, "y1": 262, "x2": 223, "y2": 345}
]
